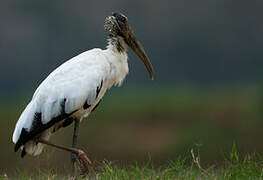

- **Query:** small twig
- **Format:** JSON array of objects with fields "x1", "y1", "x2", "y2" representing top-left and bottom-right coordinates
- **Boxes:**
[
  {"x1": 103, "y1": 159, "x2": 112, "y2": 166},
  {"x1": 191, "y1": 149, "x2": 209, "y2": 176}
]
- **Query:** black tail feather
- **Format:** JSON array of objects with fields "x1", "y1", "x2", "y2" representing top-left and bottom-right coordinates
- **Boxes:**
[
  {"x1": 14, "y1": 128, "x2": 28, "y2": 152},
  {"x1": 21, "y1": 148, "x2": 27, "y2": 158},
  {"x1": 14, "y1": 100, "x2": 78, "y2": 157},
  {"x1": 14, "y1": 144, "x2": 19, "y2": 152}
]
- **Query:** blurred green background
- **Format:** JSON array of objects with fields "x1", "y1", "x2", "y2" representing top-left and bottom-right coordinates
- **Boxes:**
[{"x1": 1, "y1": 0, "x2": 263, "y2": 175}]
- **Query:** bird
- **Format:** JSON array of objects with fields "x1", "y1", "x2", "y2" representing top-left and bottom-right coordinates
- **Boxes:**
[{"x1": 12, "y1": 12, "x2": 154, "y2": 173}]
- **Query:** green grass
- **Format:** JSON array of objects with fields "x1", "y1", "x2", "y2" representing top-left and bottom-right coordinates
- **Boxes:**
[
  {"x1": 2, "y1": 86, "x2": 263, "y2": 179},
  {"x1": 6, "y1": 146, "x2": 263, "y2": 179}
]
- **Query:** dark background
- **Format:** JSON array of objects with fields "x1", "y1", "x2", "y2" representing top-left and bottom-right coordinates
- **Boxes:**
[{"x1": 1, "y1": 0, "x2": 263, "y2": 176}]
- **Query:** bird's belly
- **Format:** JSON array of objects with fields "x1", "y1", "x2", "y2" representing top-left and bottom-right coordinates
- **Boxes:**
[{"x1": 72, "y1": 89, "x2": 106, "y2": 121}]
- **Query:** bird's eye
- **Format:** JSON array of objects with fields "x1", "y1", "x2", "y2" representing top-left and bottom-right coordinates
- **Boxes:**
[
  {"x1": 112, "y1": 12, "x2": 127, "y2": 23},
  {"x1": 118, "y1": 15, "x2": 126, "y2": 23}
]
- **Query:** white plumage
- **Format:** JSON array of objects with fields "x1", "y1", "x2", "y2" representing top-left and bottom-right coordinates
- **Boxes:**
[
  {"x1": 12, "y1": 13, "x2": 154, "y2": 161},
  {"x1": 13, "y1": 46, "x2": 128, "y2": 156}
]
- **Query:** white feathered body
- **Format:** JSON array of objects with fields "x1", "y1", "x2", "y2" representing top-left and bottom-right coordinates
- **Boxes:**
[{"x1": 12, "y1": 45, "x2": 128, "y2": 156}]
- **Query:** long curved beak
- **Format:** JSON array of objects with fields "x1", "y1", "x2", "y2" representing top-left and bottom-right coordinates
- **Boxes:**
[{"x1": 124, "y1": 28, "x2": 155, "y2": 80}]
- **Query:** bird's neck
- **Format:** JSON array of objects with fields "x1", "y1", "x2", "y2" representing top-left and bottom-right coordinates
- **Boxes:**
[
  {"x1": 106, "y1": 35, "x2": 127, "y2": 53},
  {"x1": 105, "y1": 35, "x2": 129, "y2": 87}
]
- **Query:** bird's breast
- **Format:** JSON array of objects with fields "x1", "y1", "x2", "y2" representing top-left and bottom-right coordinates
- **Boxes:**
[{"x1": 104, "y1": 49, "x2": 129, "y2": 87}]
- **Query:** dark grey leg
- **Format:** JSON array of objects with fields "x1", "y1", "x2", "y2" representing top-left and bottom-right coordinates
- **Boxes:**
[{"x1": 71, "y1": 118, "x2": 80, "y2": 174}]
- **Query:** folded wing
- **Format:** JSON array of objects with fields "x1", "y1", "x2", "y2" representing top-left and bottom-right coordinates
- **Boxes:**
[{"x1": 12, "y1": 49, "x2": 109, "y2": 156}]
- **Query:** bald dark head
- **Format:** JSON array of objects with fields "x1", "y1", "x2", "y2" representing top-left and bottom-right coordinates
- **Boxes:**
[{"x1": 104, "y1": 12, "x2": 155, "y2": 80}]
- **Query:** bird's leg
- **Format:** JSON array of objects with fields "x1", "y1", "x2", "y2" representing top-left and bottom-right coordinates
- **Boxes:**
[
  {"x1": 37, "y1": 139, "x2": 92, "y2": 174},
  {"x1": 71, "y1": 118, "x2": 80, "y2": 174}
]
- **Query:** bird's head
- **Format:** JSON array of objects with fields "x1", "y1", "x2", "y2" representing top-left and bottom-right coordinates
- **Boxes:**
[{"x1": 104, "y1": 12, "x2": 154, "y2": 80}]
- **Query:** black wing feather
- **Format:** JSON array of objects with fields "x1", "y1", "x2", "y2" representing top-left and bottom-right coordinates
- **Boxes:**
[{"x1": 14, "y1": 99, "x2": 77, "y2": 153}]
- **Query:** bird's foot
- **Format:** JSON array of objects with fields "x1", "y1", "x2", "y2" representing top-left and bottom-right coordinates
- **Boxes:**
[{"x1": 76, "y1": 149, "x2": 93, "y2": 175}]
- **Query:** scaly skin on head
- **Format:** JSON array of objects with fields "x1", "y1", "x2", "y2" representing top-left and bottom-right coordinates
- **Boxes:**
[
  {"x1": 104, "y1": 16, "x2": 120, "y2": 37},
  {"x1": 104, "y1": 12, "x2": 154, "y2": 80}
]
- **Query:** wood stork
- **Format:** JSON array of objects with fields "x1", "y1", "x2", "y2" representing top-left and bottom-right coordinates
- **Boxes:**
[{"x1": 12, "y1": 12, "x2": 154, "y2": 173}]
